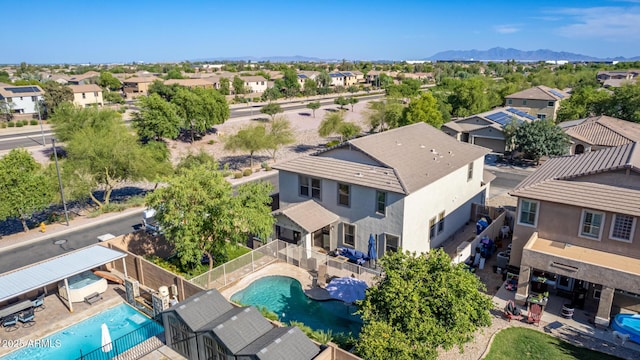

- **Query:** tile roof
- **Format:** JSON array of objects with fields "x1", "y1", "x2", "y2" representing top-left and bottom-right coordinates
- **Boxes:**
[
  {"x1": 603, "y1": 78, "x2": 636, "y2": 88},
  {"x1": 511, "y1": 142, "x2": 640, "y2": 213},
  {"x1": 68, "y1": 84, "x2": 102, "y2": 93},
  {"x1": 204, "y1": 307, "x2": 273, "y2": 353},
  {"x1": 240, "y1": 75, "x2": 267, "y2": 82},
  {"x1": 164, "y1": 78, "x2": 212, "y2": 87},
  {"x1": 0, "y1": 85, "x2": 44, "y2": 98},
  {"x1": 68, "y1": 71, "x2": 100, "y2": 81},
  {"x1": 123, "y1": 76, "x2": 159, "y2": 84},
  {"x1": 236, "y1": 327, "x2": 320, "y2": 360},
  {"x1": 171, "y1": 289, "x2": 234, "y2": 331},
  {"x1": 506, "y1": 85, "x2": 569, "y2": 101},
  {"x1": 563, "y1": 116, "x2": 640, "y2": 146},
  {"x1": 274, "y1": 200, "x2": 339, "y2": 232}
]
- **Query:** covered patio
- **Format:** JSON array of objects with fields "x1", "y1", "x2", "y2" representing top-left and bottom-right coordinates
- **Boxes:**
[{"x1": 273, "y1": 200, "x2": 339, "y2": 252}]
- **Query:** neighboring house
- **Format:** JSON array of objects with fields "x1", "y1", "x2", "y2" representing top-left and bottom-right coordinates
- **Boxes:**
[
  {"x1": 329, "y1": 72, "x2": 346, "y2": 87},
  {"x1": 559, "y1": 115, "x2": 640, "y2": 155},
  {"x1": 504, "y1": 85, "x2": 570, "y2": 121},
  {"x1": 596, "y1": 70, "x2": 639, "y2": 82},
  {"x1": 240, "y1": 76, "x2": 268, "y2": 93},
  {"x1": 603, "y1": 78, "x2": 636, "y2": 88},
  {"x1": 122, "y1": 76, "x2": 159, "y2": 99},
  {"x1": 442, "y1": 107, "x2": 535, "y2": 153},
  {"x1": 67, "y1": 71, "x2": 100, "y2": 85},
  {"x1": 69, "y1": 84, "x2": 104, "y2": 108},
  {"x1": 273, "y1": 122, "x2": 492, "y2": 257},
  {"x1": 49, "y1": 74, "x2": 70, "y2": 84},
  {"x1": 0, "y1": 84, "x2": 44, "y2": 116},
  {"x1": 164, "y1": 78, "x2": 214, "y2": 89},
  {"x1": 509, "y1": 142, "x2": 640, "y2": 327},
  {"x1": 162, "y1": 289, "x2": 323, "y2": 360},
  {"x1": 350, "y1": 70, "x2": 365, "y2": 83},
  {"x1": 297, "y1": 71, "x2": 320, "y2": 89}
]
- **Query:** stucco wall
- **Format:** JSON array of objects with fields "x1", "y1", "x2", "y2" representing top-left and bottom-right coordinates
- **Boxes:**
[{"x1": 6, "y1": 95, "x2": 43, "y2": 114}]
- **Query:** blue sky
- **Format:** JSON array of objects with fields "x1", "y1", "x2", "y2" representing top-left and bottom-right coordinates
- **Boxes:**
[{"x1": 4, "y1": 0, "x2": 640, "y2": 64}]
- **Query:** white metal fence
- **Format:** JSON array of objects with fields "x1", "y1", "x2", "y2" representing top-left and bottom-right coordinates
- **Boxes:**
[{"x1": 190, "y1": 240, "x2": 382, "y2": 289}]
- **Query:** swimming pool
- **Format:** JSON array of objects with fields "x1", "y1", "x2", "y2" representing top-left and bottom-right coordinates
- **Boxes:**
[
  {"x1": 1, "y1": 303, "x2": 163, "y2": 360},
  {"x1": 612, "y1": 313, "x2": 640, "y2": 344},
  {"x1": 230, "y1": 275, "x2": 362, "y2": 336}
]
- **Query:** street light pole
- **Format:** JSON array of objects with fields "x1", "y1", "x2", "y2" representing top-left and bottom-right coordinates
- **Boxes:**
[
  {"x1": 51, "y1": 138, "x2": 70, "y2": 226},
  {"x1": 36, "y1": 99, "x2": 46, "y2": 146}
]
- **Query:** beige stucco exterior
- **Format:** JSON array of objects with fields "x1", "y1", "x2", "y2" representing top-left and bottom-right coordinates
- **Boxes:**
[
  {"x1": 505, "y1": 98, "x2": 559, "y2": 121},
  {"x1": 70, "y1": 85, "x2": 103, "y2": 108}
]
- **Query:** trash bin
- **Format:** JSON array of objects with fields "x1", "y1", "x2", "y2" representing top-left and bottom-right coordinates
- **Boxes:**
[{"x1": 496, "y1": 252, "x2": 509, "y2": 269}]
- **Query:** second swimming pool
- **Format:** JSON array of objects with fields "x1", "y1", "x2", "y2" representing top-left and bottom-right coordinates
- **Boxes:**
[{"x1": 230, "y1": 275, "x2": 362, "y2": 336}]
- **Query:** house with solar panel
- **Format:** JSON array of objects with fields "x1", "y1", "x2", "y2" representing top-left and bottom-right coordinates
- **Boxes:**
[
  {"x1": 441, "y1": 107, "x2": 536, "y2": 153},
  {"x1": 559, "y1": 115, "x2": 640, "y2": 155},
  {"x1": 505, "y1": 85, "x2": 570, "y2": 121},
  {"x1": 162, "y1": 289, "x2": 326, "y2": 360},
  {"x1": 328, "y1": 72, "x2": 357, "y2": 87},
  {"x1": 0, "y1": 84, "x2": 44, "y2": 117},
  {"x1": 272, "y1": 122, "x2": 493, "y2": 256},
  {"x1": 297, "y1": 71, "x2": 320, "y2": 89}
]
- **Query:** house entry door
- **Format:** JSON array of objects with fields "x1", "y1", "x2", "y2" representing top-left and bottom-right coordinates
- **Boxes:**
[{"x1": 556, "y1": 276, "x2": 574, "y2": 292}]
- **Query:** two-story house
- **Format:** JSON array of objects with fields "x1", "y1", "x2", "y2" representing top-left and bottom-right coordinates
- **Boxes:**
[
  {"x1": 67, "y1": 71, "x2": 100, "y2": 85},
  {"x1": 0, "y1": 84, "x2": 44, "y2": 116},
  {"x1": 505, "y1": 86, "x2": 570, "y2": 122},
  {"x1": 559, "y1": 115, "x2": 640, "y2": 155},
  {"x1": 69, "y1": 84, "x2": 104, "y2": 108},
  {"x1": 297, "y1": 71, "x2": 320, "y2": 89},
  {"x1": 273, "y1": 122, "x2": 492, "y2": 257},
  {"x1": 122, "y1": 76, "x2": 159, "y2": 99},
  {"x1": 509, "y1": 143, "x2": 640, "y2": 327},
  {"x1": 164, "y1": 78, "x2": 214, "y2": 89},
  {"x1": 240, "y1": 76, "x2": 267, "y2": 93},
  {"x1": 442, "y1": 106, "x2": 536, "y2": 153}
]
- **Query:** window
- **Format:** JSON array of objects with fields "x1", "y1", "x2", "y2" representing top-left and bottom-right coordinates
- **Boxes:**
[
  {"x1": 467, "y1": 162, "x2": 473, "y2": 181},
  {"x1": 19, "y1": 97, "x2": 23, "y2": 101},
  {"x1": 311, "y1": 178, "x2": 321, "y2": 199},
  {"x1": 6, "y1": 97, "x2": 11, "y2": 102},
  {"x1": 518, "y1": 199, "x2": 539, "y2": 226},
  {"x1": 376, "y1": 191, "x2": 386, "y2": 215},
  {"x1": 580, "y1": 210, "x2": 604, "y2": 239},
  {"x1": 299, "y1": 175, "x2": 309, "y2": 197},
  {"x1": 31, "y1": 96, "x2": 36, "y2": 102},
  {"x1": 343, "y1": 223, "x2": 355, "y2": 247},
  {"x1": 429, "y1": 217, "x2": 436, "y2": 239},
  {"x1": 610, "y1": 214, "x2": 635, "y2": 242},
  {"x1": 537, "y1": 114, "x2": 546, "y2": 120},
  {"x1": 507, "y1": 99, "x2": 512, "y2": 105},
  {"x1": 548, "y1": 101, "x2": 554, "y2": 107},
  {"x1": 94, "y1": 92, "x2": 98, "y2": 97},
  {"x1": 82, "y1": 93, "x2": 86, "y2": 99},
  {"x1": 437, "y1": 211, "x2": 445, "y2": 234},
  {"x1": 338, "y1": 183, "x2": 350, "y2": 207},
  {"x1": 385, "y1": 234, "x2": 399, "y2": 253},
  {"x1": 522, "y1": 100, "x2": 527, "y2": 105}
]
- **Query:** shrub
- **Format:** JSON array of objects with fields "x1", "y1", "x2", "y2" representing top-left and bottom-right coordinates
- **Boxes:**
[
  {"x1": 264, "y1": 164, "x2": 272, "y2": 171},
  {"x1": 242, "y1": 169, "x2": 252, "y2": 177},
  {"x1": 7, "y1": 122, "x2": 15, "y2": 127},
  {"x1": 326, "y1": 140, "x2": 340, "y2": 147},
  {"x1": 22, "y1": 120, "x2": 30, "y2": 126},
  {"x1": 16, "y1": 122, "x2": 23, "y2": 127},
  {"x1": 30, "y1": 120, "x2": 38, "y2": 125},
  {"x1": 207, "y1": 139, "x2": 215, "y2": 145},
  {"x1": 233, "y1": 171, "x2": 243, "y2": 179},
  {"x1": 0, "y1": 123, "x2": 6, "y2": 128},
  {"x1": 260, "y1": 162, "x2": 268, "y2": 169}
]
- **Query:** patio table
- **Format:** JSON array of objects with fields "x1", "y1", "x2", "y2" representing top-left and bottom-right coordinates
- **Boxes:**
[{"x1": 0, "y1": 300, "x2": 33, "y2": 319}]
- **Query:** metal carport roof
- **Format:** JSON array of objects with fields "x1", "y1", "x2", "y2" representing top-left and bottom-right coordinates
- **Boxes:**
[{"x1": 0, "y1": 244, "x2": 127, "y2": 302}]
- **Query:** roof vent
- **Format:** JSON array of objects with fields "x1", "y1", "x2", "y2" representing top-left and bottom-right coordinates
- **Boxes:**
[
  {"x1": 355, "y1": 172, "x2": 363, "y2": 177},
  {"x1": 396, "y1": 141, "x2": 402, "y2": 146},
  {"x1": 433, "y1": 157, "x2": 438, "y2": 161},
  {"x1": 431, "y1": 149, "x2": 436, "y2": 153},
  {"x1": 420, "y1": 144, "x2": 426, "y2": 148},
  {"x1": 448, "y1": 150, "x2": 453, "y2": 155}
]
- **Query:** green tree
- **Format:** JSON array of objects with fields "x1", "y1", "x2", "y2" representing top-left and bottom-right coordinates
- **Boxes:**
[
  {"x1": 50, "y1": 102, "x2": 119, "y2": 142},
  {"x1": 262, "y1": 86, "x2": 282, "y2": 102},
  {"x1": 347, "y1": 97, "x2": 359, "y2": 112},
  {"x1": 132, "y1": 94, "x2": 182, "y2": 141},
  {"x1": 401, "y1": 92, "x2": 444, "y2": 128},
  {"x1": 366, "y1": 100, "x2": 404, "y2": 132},
  {"x1": 448, "y1": 78, "x2": 490, "y2": 117},
  {"x1": 282, "y1": 67, "x2": 300, "y2": 97},
  {"x1": 266, "y1": 116, "x2": 295, "y2": 162},
  {"x1": 165, "y1": 69, "x2": 184, "y2": 80},
  {"x1": 224, "y1": 124, "x2": 270, "y2": 168},
  {"x1": 556, "y1": 86, "x2": 611, "y2": 122},
  {"x1": 175, "y1": 150, "x2": 218, "y2": 173},
  {"x1": 306, "y1": 101, "x2": 321, "y2": 117},
  {"x1": 61, "y1": 108, "x2": 170, "y2": 208},
  {"x1": 260, "y1": 103, "x2": 283, "y2": 121},
  {"x1": 172, "y1": 88, "x2": 229, "y2": 143},
  {"x1": 608, "y1": 83, "x2": 640, "y2": 122},
  {"x1": 334, "y1": 96, "x2": 349, "y2": 110},
  {"x1": 148, "y1": 80, "x2": 182, "y2": 102},
  {"x1": 232, "y1": 75, "x2": 246, "y2": 95},
  {"x1": 510, "y1": 120, "x2": 570, "y2": 165},
  {"x1": 98, "y1": 72, "x2": 122, "y2": 91},
  {"x1": 339, "y1": 122, "x2": 361, "y2": 140},
  {"x1": 42, "y1": 81, "x2": 73, "y2": 116},
  {"x1": 0, "y1": 149, "x2": 54, "y2": 232},
  {"x1": 355, "y1": 249, "x2": 492, "y2": 360},
  {"x1": 219, "y1": 77, "x2": 231, "y2": 96},
  {"x1": 103, "y1": 91, "x2": 124, "y2": 104},
  {"x1": 318, "y1": 110, "x2": 359, "y2": 142},
  {"x1": 316, "y1": 71, "x2": 332, "y2": 89},
  {"x1": 302, "y1": 78, "x2": 318, "y2": 96},
  {"x1": 145, "y1": 164, "x2": 274, "y2": 271}
]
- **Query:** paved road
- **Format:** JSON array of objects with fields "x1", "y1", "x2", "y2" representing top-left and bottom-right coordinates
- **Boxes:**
[{"x1": 486, "y1": 166, "x2": 529, "y2": 198}]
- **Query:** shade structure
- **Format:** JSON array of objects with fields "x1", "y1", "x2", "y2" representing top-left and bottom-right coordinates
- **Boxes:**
[
  {"x1": 101, "y1": 323, "x2": 112, "y2": 352},
  {"x1": 326, "y1": 277, "x2": 368, "y2": 303},
  {"x1": 367, "y1": 234, "x2": 378, "y2": 266}
]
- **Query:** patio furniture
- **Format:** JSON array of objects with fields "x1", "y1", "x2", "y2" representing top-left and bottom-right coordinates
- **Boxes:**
[
  {"x1": 503, "y1": 300, "x2": 523, "y2": 322},
  {"x1": 336, "y1": 247, "x2": 369, "y2": 266},
  {"x1": 84, "y1": 292, "x2": 103, "y2": 305},
  {"x1": 32, "y1": 293, "x2": 46, "y2": 312},
  {"x1": 2, "y1": 314, "x2": 19, "y2": 331},
  {"x1": 528, "y1": 303, "x2": 542, "y2": 326},
  {"x1": 18, "y1": 308, "x2": 35, "y2": 327},
  {"x1": 0, "y1": 300, "x2": 34, "y2": 319}
]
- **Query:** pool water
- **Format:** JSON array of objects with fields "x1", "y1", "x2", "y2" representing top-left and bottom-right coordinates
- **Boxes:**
[
  {"x1": 1, "y1": 303, "x2": 162, "y2": 360},
  {"x1": 231, "y1": 275, "x2": 362, "y2": 336}
]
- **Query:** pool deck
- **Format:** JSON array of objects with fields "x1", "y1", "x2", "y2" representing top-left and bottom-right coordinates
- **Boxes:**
[{"x1": 219, "y1": 262, "x2": 334, "y2": 301}]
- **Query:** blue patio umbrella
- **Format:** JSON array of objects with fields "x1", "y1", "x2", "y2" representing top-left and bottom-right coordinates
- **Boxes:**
[
  {"x1": 368, "y1": 234, "x2": 378, "y2": 267},
  {"x1": 326, "y1": 277, "x2": 368, "y2": 303}
]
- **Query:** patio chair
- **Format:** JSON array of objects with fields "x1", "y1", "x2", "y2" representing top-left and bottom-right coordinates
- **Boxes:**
[
  {"x1": 32, "y1": 293, "x2": 45, "y2": 312},
  {"x1": 503, "y1": 300, "x2": 523, "y2": 322},
  {"x1": 317, "y1": 265, "x2": 327, "y2": 287},
  {"x1": 527, "y1": 303, "x2": 542, "y2": 326},
  {"x1": 2, "y1": 315, "x2": 19, "y2": 332},
  {"x1": 18, "y1": 308, "x2": 35, "y2": 328}
]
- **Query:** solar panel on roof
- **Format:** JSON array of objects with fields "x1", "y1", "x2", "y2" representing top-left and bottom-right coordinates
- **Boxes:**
[
  {"x1": 297, "y1": 74, "x2": 307, "y2": 79},
  {"x1": 6, "y1": 86, "x2": 39, "y2": 94},
  {"x1": 548, "y1": 89, "x2": 565, "y2": 99},
  {"x1": 506, "y1": 107, "x2": 536, "y2": 121},
  {"x1": 486, "y1": 112, "x2": 524, "y2": 126}
]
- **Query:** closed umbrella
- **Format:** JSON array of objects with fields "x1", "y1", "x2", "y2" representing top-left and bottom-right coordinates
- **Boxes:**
[
  {"x1": 326, "y1": 277, "x2": 368, "y2": 303},
  {"x1": 368, "y1": 234, "x2": 378, "y2": 268},
  {"x1": 101, "y1": 323, "x2": 112, "y2": 353}
]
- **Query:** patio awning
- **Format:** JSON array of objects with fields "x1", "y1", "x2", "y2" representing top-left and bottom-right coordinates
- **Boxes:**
[
  {"x1": 274, "y1": 200, "x2": 339, "y2": 233},
  {"x1": 0, "y1": 244, "x2": 127, "y2": 302}
]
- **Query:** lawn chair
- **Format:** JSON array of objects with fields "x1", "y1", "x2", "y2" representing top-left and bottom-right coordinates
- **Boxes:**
[
  {"x1": 527, "y1": 303, "x2": 542, "y2": 326},
  {"x1": 32, "y1": 293, "x2": 45, "y2": 312},
  {"x1": 18, "y1": 308, "x2": 35, "y2": 328},
  {"x1": 2, "y1": 314, "x2": 19, "y2": 332},
  {"x1": 503, "y1": 300, "x2": 523, "y2": 322}
]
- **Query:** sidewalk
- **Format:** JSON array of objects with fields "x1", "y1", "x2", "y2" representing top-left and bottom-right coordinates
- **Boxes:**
[{"x1": 0, "y1": 206, "x2": 145, "y2": 253}]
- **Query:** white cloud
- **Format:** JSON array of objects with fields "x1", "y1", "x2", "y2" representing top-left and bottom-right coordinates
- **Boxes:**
[
  {"x1": 553, "y1": 6, "x2": 640, "y2": 40},
  {"x1": 494, "y1": 25, "x2": 520, "y2": 34}
]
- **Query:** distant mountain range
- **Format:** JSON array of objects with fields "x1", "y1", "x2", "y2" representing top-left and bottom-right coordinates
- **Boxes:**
[{"x1": 425, "y1": 47, "x2": 640, "y2": 62}]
